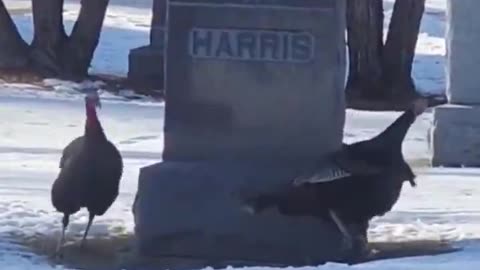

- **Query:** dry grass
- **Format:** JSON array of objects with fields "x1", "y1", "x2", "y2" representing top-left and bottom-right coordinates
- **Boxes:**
[
  {"x1": 409, "y1": 157, "x2": 431, "y2": 169},
  {"x1": 13, "y1": 233, "x2": 133, "y2": 270},
  {"x1": 361, "y1": 240, "x2": 461, "y2": 264}
]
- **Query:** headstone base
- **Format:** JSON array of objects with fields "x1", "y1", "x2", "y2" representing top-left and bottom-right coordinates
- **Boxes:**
[
  {"x1": 128, "y1": 45, "x2": 164, "y2": 91},
  {"x1": 430, "y1": 104, "x2": 480, "y2": 166},
  {"x1": 133, "y1": 160, "x2": 345, "y2": 264}
]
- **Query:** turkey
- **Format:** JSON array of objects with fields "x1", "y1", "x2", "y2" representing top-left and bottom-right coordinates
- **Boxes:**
[
  {"x1": 51, "y1": 89, "x2": 123, "y2": 255},
  {"x1": 241, "y1": 98, "x2": 428, "y2": 259}
]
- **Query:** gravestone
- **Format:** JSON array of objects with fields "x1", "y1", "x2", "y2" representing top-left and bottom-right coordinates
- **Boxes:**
[
  {"x1": 134, "y1": 0, "x2": 348, "y2": 264},
  {"x1": 430, "y1": 0, "x2": 480, "y2": 166},
  {"x1": 127, "y1": 0, "x2": 166, "y2": 91},
  {"x1": 162, "y1": 0, "x2": 346, "y2": 161}
]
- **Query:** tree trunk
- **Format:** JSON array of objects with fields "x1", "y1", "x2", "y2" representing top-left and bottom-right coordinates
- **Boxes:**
[
  {"x1": 62, "y1": 0, "x2": 110, "y2": 78},
  {"x1": 382, "y1": 0, "x2": 426, "y2": 97},
  {"x1": 0, "y1": 0, "x2": 29, "y2": 68},
  {"x1": 2, "y1": 0, "x2": 110, "y2": 79},
  {"x1": 30, "y1": 0, "x2": 67, "y2": 76},
  {"x1": 345, "y1": 0, "x2": 384, "y2": 99},
  {"x1": 346, "y1": 0, "x2": 427, "y2": 111}
]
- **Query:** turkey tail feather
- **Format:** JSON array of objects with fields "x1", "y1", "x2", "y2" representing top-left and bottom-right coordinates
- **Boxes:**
[{"x1": 293, "y1": 166, "x2": 351, "y2": 186}]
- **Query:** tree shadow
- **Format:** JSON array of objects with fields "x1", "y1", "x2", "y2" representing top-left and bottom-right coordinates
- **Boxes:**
[
  {"x1": 383, "y1": 0, "x2": 446, "y2": 39},
  {"x1": 420, "y1": 8, "x2": 446, "y2": 39},
  {"x1": 413, "y1": 53, "x2": 446, "y2": 96}
]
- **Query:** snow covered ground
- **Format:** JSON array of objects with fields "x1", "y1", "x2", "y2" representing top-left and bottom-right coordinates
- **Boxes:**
[{"x1": 3, "y1": 0, "x2": 478, "y2": 269}]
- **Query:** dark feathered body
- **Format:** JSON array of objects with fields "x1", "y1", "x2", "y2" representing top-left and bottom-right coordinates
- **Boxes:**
[
  {"x1": 51, "y1": 136, "x2": 123, "y2": 217},
  {"x1": 261, "y1": 170, "x2": 406, "y2": 224},
  {"x1": 246, "y1": 105, "x2": 421, "y2": 228}
]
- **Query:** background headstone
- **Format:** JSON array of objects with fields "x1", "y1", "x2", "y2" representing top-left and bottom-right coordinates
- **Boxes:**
[
  {"x1": 431, "y1": 0, "x2": 480, "y2": 166},
  {"x1": 127, "y1": 0, "x2": 166, "y2": 91},
  {"x1": 134, "y1": 0, "x2": 348, "y2": 264},
  {"x1": 150, "y1": 0, "x2": 167, "y2": 49}
]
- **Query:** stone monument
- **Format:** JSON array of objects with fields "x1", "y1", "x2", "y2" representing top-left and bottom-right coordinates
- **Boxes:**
[
  {"x1": 127, "y1": 0, "x2": 166, "y2": 91},
  {"x1": 134, "y1": 0, "x2": 348, "y2": 264},
  {"x1": 430, "y1": 0, "x2": 480, "y2": 166}
]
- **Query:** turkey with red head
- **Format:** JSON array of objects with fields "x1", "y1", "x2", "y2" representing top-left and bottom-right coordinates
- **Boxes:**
[{"x1": 51, "y1": 89, "x2": 123, "y2": 255}]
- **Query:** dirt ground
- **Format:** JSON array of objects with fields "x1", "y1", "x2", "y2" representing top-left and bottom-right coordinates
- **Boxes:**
[
  {"x1": 0, "y1": 70, "x2": 165, "y2": 100},
  {"x1": 12, "y1": 232, "x2": 460, "y2": 270}
]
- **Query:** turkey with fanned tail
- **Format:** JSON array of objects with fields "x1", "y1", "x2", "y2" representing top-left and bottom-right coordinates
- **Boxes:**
[{"x1": 241, "y1": 98, "x2": 428, "y2": 260}]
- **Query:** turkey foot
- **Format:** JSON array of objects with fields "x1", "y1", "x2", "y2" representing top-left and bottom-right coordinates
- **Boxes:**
[
  {"x1": 53, "y1": 214, "x2": 69, "y2": 260},
  {"x1": 344, "y1": 227, "x2": 374, "y2": 264},
  {"x1": 80, "y1": 213, "x2": 95, "y2": 249},
  {"x1": 351, "y1": 234, "x2": 371, "y2": 259}
]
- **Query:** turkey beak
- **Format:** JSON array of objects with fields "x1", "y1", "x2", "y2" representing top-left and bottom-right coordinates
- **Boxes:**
[{"x1": 408, "y1": 178, "x2": 417, "y2": 187}]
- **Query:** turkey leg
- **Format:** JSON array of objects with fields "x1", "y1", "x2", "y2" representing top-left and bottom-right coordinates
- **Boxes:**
[
  {"x1": 328, "y1": 209, "x2": 353, "y2": 250},
  {"x1": 81, "y1": 212, "x2": 95, "y2": 248},
  {"x1": 55, "y1": 214, "x2": 69, "y2": 257}
]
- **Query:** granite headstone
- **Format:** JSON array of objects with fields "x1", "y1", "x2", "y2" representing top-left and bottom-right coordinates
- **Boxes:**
[
  {"x1": 134, "y1": 0, "x2": 348, "y2": 264},
  {"x1": 431, "y1": 0, "x2": 480, "y2": 166},
  {"x1": 163, "y1": 0, "x2": 346, "y2": 161},
  {"x1": 127, "y1": 0, "x2": 166, "y2": 90}
]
